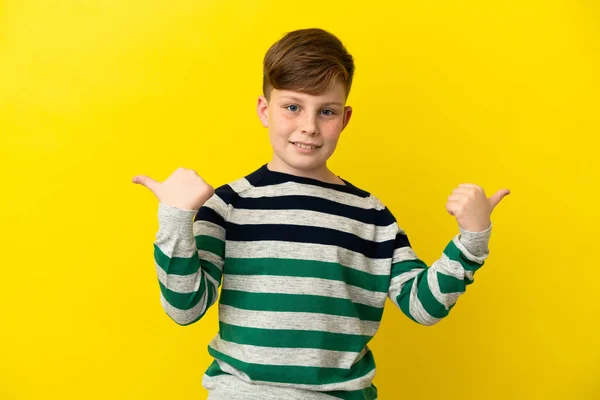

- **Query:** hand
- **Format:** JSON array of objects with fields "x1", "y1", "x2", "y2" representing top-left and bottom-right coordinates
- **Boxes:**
[
  {"x1": 446, "y1": 184, "x2": 510, "y2": 232},
  {"x1": 132, "y1": 167, "x2": 214, "y2": 211}
]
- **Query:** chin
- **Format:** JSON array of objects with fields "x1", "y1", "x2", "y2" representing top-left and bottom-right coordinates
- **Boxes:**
[{"x1": 282, "y1": 156, "x2": 327, "y2": 172}]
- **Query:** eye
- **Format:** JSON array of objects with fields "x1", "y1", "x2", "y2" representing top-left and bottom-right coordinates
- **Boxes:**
[
  {"x1": 321, "y1": 109, "x2": 335, "y2": 116},
  {"x1": 286, "y1": 105, "x2": 299, "y2": 112}
]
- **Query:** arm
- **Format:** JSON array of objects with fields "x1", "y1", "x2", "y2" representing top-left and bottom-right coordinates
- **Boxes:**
[
  {"x1": 388, "y1": 183, "x2": 510, "y2": 325},
  {"x1": 388, "y1": 225, "x2": 491, "y2": 325},
  {"x1": 154, "y1": 194, "x2": 226, "y2": 326},
  {"x1": 132, "y1": 167, "x2": 223, "y2": 326}
]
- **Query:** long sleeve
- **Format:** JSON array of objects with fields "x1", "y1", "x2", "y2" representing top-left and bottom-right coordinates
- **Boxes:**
[
  {"x1": 153, "y1": 192, "x2": 228, "y2": 326},
  {"x1": 387, "y1": 224, "x2": 492, "y2": 326}
]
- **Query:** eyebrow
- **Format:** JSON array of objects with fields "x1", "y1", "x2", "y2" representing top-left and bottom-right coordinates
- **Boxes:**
[{"x1": 280, "y1": 96, "x2": 344, "y2": 107}]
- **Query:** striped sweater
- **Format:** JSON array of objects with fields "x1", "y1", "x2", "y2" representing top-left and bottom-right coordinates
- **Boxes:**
[{"x1": 153, "y1": 164, "x2": 492, "y2": 400}]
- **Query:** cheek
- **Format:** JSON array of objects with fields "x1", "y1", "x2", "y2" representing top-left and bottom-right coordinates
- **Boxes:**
[{"x1": 322, "y1": 119, "x2": 344, "y2": 138}]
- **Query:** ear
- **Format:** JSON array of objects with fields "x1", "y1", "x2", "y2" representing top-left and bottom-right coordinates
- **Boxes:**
[
  {"x1": 257, "y1": 95, "x2": 269, "y2": 127},
  {"x1": 341, "y1": 106, "x2": 353, "y2": 131}
]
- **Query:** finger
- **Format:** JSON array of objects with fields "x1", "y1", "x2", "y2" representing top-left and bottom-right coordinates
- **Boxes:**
[
  {"x1": 488, "y1": 188, "x2": 511, "y2": 209},
  {"x1": 132, "y1": 175, "x2": 161, "y2": 195},
  {"x1": 446, "y1": 200, "x2": 462, "y2": 216},
  {"x1": 451, "y1": 188, "x2": 473, "y2": 196},
  {"x1": 447, "y1": 194, "x2": 466, "y2": 203}
]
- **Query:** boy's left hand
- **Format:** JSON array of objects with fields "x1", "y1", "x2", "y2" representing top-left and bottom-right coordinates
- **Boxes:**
[{"x1": 446, "y1": 184, "x2": 510, "y2": 232}]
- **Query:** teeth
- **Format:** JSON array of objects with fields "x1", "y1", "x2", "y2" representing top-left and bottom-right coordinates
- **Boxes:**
[{"x1": 293, "y1": 142, "x2": 316, "y2": 150}]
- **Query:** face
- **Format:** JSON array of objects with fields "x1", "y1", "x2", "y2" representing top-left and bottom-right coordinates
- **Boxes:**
[{"x1": 256, "y1": 81, "x2": 353, "y2": 180}]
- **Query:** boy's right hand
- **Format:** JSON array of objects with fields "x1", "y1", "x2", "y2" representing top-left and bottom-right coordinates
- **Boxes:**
[{"x1": 132, "y1": 167, "x2": 214, "y2": 211}]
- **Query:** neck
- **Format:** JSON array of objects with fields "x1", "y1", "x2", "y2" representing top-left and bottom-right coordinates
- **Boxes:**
[{"x1": 267, "y1": 159, "x2": 345, "y2": 185}]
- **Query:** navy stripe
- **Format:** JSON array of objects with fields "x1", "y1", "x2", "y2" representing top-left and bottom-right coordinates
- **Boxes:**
[
  {"x1": 231, "y1": 196, "x2": 395, "y2": 226},
  {"x1": 393, "y1": 231, "x2": 411, "y2": 249},
  {"x1": 215, "y1": 184, "x2": 237, "y2": 204},
  {"x1": 194, "y1": 206, "x2": 225, "y2": 228},
  {"x1": 245, "y1": 164, "x2": 371, "y2": 198},
  {"x1": 226, "y1": 223, "x2": 395, "y2": 259}
]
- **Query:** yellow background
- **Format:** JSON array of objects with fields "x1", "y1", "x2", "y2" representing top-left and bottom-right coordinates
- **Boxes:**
[{"x1": 1, "y1": 0, "x2": 598, "y2": 399}]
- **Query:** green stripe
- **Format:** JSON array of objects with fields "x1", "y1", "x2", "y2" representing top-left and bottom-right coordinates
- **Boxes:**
[
  {"x1": 207, "y1": 346, "x2": 375, "y2": 386},
  {"x1": 220, "y1": 290, "x2": 383, "y2": 321},
  {"x1": 224, "y1": 258, "x2": 389, "y2": 293},
  {"x1": 415, "y1": 270, "x2": 449, "y2": 319},
  {"x1": 443, "y1": 240, "x2": 484, "y2": 272},
  {"x1": 159, "y1": 274, "x2": 206, "y2": 310},
  {"x1": 390, "y1": 259, "x2": 427, "y2": 279},
  {"x1": 436, "y1": 272, "x2": 467, "y2": 294},
  {"x1": 154, "y1": 244, "x2": 199, "y2": 275},
  {"x1": 396, "y1": 277, "x2": 419, "y2": 323},
  {"x1": 201, "y1": 260, "x2": 223, "y2": 285},
  {"x1": 326, "y1": 385, "x2": 378, "y2": 400},
  {"x1": 205, "y1": 359, "x2": 227, "y2": 377},
  {"x1": 196, "y1": 235, "x2": 225, "y2": 258},
  {"x1": 218, "y1": 322, "x2": 371, "y2": 352}
]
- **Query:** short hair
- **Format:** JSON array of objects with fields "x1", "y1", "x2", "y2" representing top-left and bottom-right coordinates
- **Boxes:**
[{"x1": 262, "y1": 28, "x2": 355, "y2": 101}]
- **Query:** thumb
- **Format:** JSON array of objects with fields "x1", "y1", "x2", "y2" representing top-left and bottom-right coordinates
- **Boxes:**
[
  {"x1": 132, "y1": 175, "x2": 161, "y2": 196},
  {"x1": 488, "y1": 188, "x2": 511, "y2": 209}
]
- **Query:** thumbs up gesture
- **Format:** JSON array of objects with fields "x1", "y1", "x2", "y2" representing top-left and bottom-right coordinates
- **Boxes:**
[
  {"x1": 446, "y1": 184, "x2": 510, "y2": 232},
  {"x1": 132, "y1": 167, "x2": 214, "y2": 211}
]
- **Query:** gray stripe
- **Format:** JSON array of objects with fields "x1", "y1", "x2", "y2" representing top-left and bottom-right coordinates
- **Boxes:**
[
  {"x1": 426, "y1": 266, "x2": 463, "y2": 309},
  {"x1": 204, "y1": 193, "x2": 230, "y2": 219},
  {"x1": 228, "y1": 178, "x2": 253, "y2": 194},
  {"x1": 225, "y1": 241, "x2": 391, "y2": 276},
  {"x1": 209, "y1": 337, "x2": 364, "y2": 369},
  {"x1": 388, "y1": 269, "x2": 422, "y2": 306},
  {"x1": 453, "y1": 236, "x2": 487, "y2": 264},
  {"x1": 237, "y1": 181, "x2": 383, "y2": 210},
  {"x1": 193, "y1": 220, "x2": 225, "y2": 241},
  {"x1": 222, "y1": 274, "x2": 386, "y2": 308},
  {"x1": 210, "y1": 359, "x2": 376, "y2": 393},
  {"x1": 392, "y1": 246, "x2": 419, "y2": 263},
  {"x1": 218, "y1": 304, "x2": 380, "y2": 336},
  {"x1": 434, "y1": 254, "x2": 474, "y2": 283},
  {"x1": 433, "y1": 253, "x2": 468, "y2": 280},
  {"x1": 408, "y1": 278, "x2": 441, "y2": 326},
  {"x1": 227, "y1": 208, "x2": 397, "y2": 243},
  {"x1": 199, "y1": 249, "x2": 224, "y2": 271},
  {"x1": 159, "y1": 281, "x2": 209, "y2": 325},
  {"x1": 155, "y1": 262, "x2": 203, "y2": 293},
  {"x1": 156, "y1": 204, "x2": 197, "y2": 258}
]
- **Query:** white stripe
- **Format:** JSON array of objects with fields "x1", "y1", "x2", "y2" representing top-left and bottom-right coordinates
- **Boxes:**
[
  {"x1": 408, "y1": 278, "x2": 441, "y2": 326},
  {"x1": 426, "y1": 266, "x2": 463, "y2": 309},
  {"x1": 198, "y1": 249, "x2": 224, "y2": 271},
  {"x1": 236, "y1": 181, "x2": 384, "y2": 210},
  {"x1": 228, "y1": 178, "x2": 253, "y2": 193},
  {"x1": 227, "y1": 208, "x2": 397, "y2": 243},
  {"x1": 392, "y1": 246, "x2": 419, "y2": 263},
  {"x1": 432, "y1": 253, "x2": 468, "y2": 280},
  {"x1": 222, "y1": 274, "x2": 386, "y2": 308},
  {"x1": 452, "y1": 236, "x2": 487, "y2": 264},
  {"x1": 160, "y1": 284, "x2": 209, "y2": 325},
  {"x1": 388, "y1": 269, "x2": 422, "y2": 305},
  {"x1": 210, "y1": 337, "x2": 364, "y2": 369},
  {"x1": 225, "y1": 241, "x2": 391, "y2": 276},
  {"x1": 155, "y1": 262, "x2": 203, "y2": 294},
  {"x1": 218, "y1": 304, "x2": 380, "y2": 336},
  {"x1": 193, "y1": 220, "x2": 225, "y2": 241},
  {"x1": 213, "y1": 359, "x2": 376, "y2": 392},
  {"x1": 204, "y1": 193, "x2": 230, "y2": 219}
]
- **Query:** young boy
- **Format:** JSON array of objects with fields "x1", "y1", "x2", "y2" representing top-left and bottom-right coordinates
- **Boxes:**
[{"x1": 133, "y1": 28, "x2": 509, "y2": 400}]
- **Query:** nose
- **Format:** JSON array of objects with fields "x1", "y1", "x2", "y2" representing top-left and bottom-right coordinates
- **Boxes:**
[{"x1": 299, "y1": 113, "x2": 319, "y2": 136}]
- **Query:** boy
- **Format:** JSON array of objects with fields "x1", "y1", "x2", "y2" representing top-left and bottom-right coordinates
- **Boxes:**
[{"x1": 133, "y1": 28, "x2": 509, "y2": 399}]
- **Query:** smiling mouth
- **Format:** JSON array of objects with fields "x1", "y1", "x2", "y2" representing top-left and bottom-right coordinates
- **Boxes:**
[{"x1": 290, "y1": 141, "x2": 321, "y2": 150}]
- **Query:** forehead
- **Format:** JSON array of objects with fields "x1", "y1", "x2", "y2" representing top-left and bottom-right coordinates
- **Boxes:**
[{"x1": 271, "y1": 82, "x2": 346, "y2": 104}]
